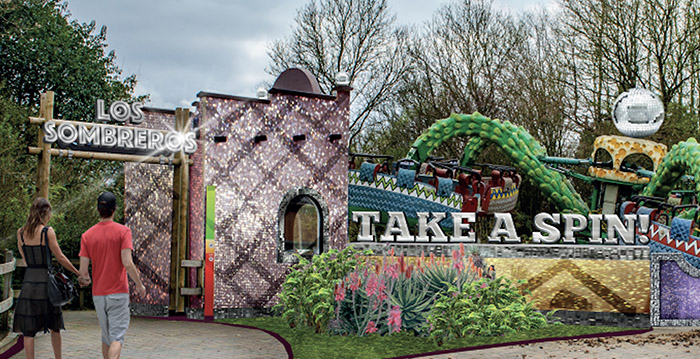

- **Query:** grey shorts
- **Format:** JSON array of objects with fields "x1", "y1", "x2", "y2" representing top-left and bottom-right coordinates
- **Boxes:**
[{"x1": 93, "y1": 293, "x2": 130, "y2": 345}]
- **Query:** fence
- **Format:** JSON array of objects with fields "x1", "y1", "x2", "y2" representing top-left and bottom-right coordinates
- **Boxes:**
[{"x1": 0, "y1": 250, "x2": 16, "y2": 332}]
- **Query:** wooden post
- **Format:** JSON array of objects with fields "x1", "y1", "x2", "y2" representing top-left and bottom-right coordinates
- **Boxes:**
[
  {"x1": 170, "y1": 108, "x2": 190, "y2": 312},
  {"x1": 36, "y1": 92, "x2": 54, "y2": 199},
  {"x1": 1, "y1": 250, "x2": 12, "y2": 331}
]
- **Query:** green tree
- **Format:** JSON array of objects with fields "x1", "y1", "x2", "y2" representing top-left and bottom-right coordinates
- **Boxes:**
[{"x1": 0, "y1": 0, "x2": 137, "y2": 258}]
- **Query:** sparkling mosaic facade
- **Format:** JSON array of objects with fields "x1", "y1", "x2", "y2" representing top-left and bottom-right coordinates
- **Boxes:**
[
  {"x1": 124, "y1": 109, "x2": 174, "y2": 308},
  {"x1": 197, "y1": 89, "x2": 350, "y2": 311},
  {"x1": 651, "y1": 253, "x2": 700, "y2": 326},
  {"x1": 188, "y1": 110, "x2": 205, "y2": 309},
  {"x1": 659, "y1": 260, "x2": 700, "y2": 319}
]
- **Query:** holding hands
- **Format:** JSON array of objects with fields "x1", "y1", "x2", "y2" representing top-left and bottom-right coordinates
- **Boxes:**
[{"x1": 78, "y1": 275, "x2": 91, "y2": 287}]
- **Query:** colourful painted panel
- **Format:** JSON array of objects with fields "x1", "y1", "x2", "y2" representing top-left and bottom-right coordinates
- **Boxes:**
[{"x1": 204, "y1": 185, "x2": 215, "y2": 317}]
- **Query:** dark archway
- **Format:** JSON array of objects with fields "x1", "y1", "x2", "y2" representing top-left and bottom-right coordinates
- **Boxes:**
[{"x1": 277, "y1": 188, "x2": 330, "y2": 263}]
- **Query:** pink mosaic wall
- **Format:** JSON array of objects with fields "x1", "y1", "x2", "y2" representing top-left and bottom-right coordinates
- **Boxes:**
[
  {"x1": 198, "y1": 89, "x2": 350, "y2": 310},
  {"x1": 124, "y1": 109, "x2": 174, "y2": 307},
  {"x1": 188, "y1": 109, "x2": 205, "y2": 309}
]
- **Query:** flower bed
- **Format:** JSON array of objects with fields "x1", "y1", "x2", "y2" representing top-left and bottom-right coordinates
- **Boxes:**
[{"x1": 274, "y1": 244, "x2": 552, "y2": 344}]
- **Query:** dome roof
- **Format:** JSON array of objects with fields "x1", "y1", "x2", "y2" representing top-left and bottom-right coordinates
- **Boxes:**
[{"x1": 271, "y1": 68, "x2": 322, "y2": 95}]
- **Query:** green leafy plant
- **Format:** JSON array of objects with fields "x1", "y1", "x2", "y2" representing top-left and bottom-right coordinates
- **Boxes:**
[
  {"x1": 273, "y1": 246, "x2": 371, "y2": 333},
  {"x1": 427, "y1": 277, "x2": 548, "y2": 345}
]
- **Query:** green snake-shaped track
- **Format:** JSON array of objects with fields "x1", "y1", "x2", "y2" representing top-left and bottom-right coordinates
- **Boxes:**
[
  {"x1": 642, "y1": 138, "x2": 700, "y2": 199},
  {"x1": 406, "y1": 113, "x2": 590, "y2": 214}
]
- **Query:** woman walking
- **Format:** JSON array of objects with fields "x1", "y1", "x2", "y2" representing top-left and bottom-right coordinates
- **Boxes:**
[{"x1": 13, "y1": 197, "x2": 80, "y2": 359}]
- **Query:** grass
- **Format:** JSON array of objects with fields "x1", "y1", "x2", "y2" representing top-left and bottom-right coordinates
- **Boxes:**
[{"x1": 219, "y1": 316, "x2": 641, "y2": 359}]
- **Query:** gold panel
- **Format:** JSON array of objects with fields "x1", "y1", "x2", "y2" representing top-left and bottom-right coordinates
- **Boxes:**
[{"x1": 487, "y1": 258, "x2": 650, "y2": 313}]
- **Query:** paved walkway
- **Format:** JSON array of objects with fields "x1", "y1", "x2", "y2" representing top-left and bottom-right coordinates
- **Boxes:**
[
  {"x1": 6, "y1": 311, "x2": 700, "y2": 358},
  {"x1": 9, "y1": 310, "x2": 289, "y2": 358}
]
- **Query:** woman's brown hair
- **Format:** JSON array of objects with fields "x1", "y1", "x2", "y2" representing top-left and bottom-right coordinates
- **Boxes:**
[{"x1": 22, "y1": 197, "x2": 52, "y2": 238}]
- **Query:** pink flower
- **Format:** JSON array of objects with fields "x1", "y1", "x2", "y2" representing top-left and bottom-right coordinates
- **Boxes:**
[
  {"x1": 365, "y1": 321, "x2": 378, "y2": 334},
  {"x1": 377, "y1": 278, "x2": 387, "y2": 301},
  {"x1": 452, "y1": 250, "x2": 464, "y2": 272},
  {"x1": 480, "y1": 282, "x2": 488, "y2": 289},
  {"x1": 386, "y1": 263, "x2": 399, "y2": 280},
  {"x1": 365, "y1": 273, "x2": 379, "y2": 297},
  {"x1": 349, "y1": 272, "x2": 361, "y2": 292},
  {"x1": 334, "y1": 282, "x2": 345, "y2": 301},
  {"x1": 388, "y1": 306, "x2": 402, "y2": 332}
]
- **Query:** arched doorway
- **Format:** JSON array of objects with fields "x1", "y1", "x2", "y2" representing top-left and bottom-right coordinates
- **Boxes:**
[{"x1": 277, "y1": 188, "x2": 329, "y2": 263}]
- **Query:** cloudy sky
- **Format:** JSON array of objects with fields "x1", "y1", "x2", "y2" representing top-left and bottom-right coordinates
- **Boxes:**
[{"x1": 67, "y1": 0, "x2": 554, "y2": 110}]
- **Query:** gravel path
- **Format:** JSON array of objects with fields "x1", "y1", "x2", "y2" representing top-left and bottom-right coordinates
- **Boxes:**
[{"x1": 421, "y1": 327, "x2": 700, "y2": 359}]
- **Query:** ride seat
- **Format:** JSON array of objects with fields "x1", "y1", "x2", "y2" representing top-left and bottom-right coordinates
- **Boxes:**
[
  {"x1": 397, "y1": 168, "x2": 416, "y2": 189},
  {"x1": 619, "y1": 201, "x2": 638, "y2": 217},
  {"x1": 436, "y1": 177, "x2": 455, "y2": 197},
  {"x1": 359, "y1": 162, "x2": 380, "y2": 183},
  {"x1": 636, "y1": 206, "x2": 659, "y2": 222},
  {"x1": 455, "y1": 173, "x2": 470, "y2": 196},
  {"x1": 481, "y1": 170, "x2": 503, "y2": 213},
  {"x1": 487, "y1": 170, "x2": 504, "y2": 188},
  {"x1": 670, "y1": 217, "x2": 694, "y2": 243}
]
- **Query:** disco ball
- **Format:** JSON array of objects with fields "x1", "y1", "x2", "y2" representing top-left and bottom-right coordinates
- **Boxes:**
[{"x1": 612, "y1": 88, "x2": 664, "y2": 138}]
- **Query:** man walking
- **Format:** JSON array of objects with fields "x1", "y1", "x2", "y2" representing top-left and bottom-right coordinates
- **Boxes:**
[{"x1": 79, "y1": 192, "x2": 146, "y2": 359}]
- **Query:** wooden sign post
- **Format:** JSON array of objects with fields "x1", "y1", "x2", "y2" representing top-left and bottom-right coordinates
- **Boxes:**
[{"x1": 28, "y1": 92, "x2": 198, "y2": 314}]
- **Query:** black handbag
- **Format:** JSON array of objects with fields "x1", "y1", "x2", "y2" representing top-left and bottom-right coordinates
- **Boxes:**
[{"x1": 42, "y1": 227, "x2": 76, "y2": 306}]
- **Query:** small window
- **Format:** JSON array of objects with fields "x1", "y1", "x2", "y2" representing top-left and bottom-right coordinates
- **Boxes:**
[
  {"x1": 594, "y1": 148, "x2": 613, "y2": 167},
  {"x1": 621, "y1": 153, "x2": 655, "y2": 173},
  {"x1": 284, "y1": 196, "x2": 321, "y2": 257}
]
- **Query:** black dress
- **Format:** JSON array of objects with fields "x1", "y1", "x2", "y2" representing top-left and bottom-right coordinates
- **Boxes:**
[{"x1": 13, "y1": 227, "x2": 64, "y2": 337}]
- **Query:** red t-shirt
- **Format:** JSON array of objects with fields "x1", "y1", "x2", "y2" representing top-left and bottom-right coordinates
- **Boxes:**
[{"x1": 79, "y1": 221, "x2": 133, "y2": 296}]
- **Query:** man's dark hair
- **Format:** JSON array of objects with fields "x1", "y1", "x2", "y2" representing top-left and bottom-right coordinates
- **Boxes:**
[{"x1": 97, "y1": 192, "x2": 117, "y2": 218}]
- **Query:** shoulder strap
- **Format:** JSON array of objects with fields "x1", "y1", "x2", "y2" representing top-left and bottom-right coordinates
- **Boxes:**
[
  {"x1": 19, "y1": 229, "x2": 25, "y2": 245},
  {"x1": 42, "y1": 227, "x2": 53, "y2": 271}
]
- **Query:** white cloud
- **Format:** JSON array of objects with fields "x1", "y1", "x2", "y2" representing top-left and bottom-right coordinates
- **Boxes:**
[{"x1": 66, "y1": 0, "x2": 550, "y2": 109}]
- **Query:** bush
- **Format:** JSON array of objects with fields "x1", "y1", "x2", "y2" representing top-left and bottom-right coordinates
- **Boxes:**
[
  {"x1": 273, "y1": 246, "x2": 371, "y2": 333},
  {"x1": 427, "y1": 277, "x2": 548, "y2": 345}
]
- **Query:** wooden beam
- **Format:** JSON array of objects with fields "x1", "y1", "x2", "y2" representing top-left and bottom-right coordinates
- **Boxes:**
[
  {"x1": 36, "y1": 92, "x2": 53, "y2": 199},
  {"x1": 170, "y1": 108, "x2": 190, "y2": 313},
  {"x1": 178, "y1": 108, "x2": 190, "y2": 313},
  {"x1": 180, "y1": 260, "x2": 203, "y2": 268},
  {"x1": 179, "y1": 287, "x2": 202, "y2": 296},
  {"x1": 27, "y1": 147, "x2": 192, "y2": 165}
]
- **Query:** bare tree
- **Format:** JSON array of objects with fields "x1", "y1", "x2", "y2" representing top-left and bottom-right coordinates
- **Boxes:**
[
  {"x1": 558, "y1": 0, "x2": 700, "y2": 129},
  {"x1": 509, "y1": 11, "x2": 576, "y2": 157},
  {"x1": 267, "y1": 0, "x2": 411, "y2": 148},
  {"x1": 381, "y1": 0, "x2": 527, "y2": 159}
]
